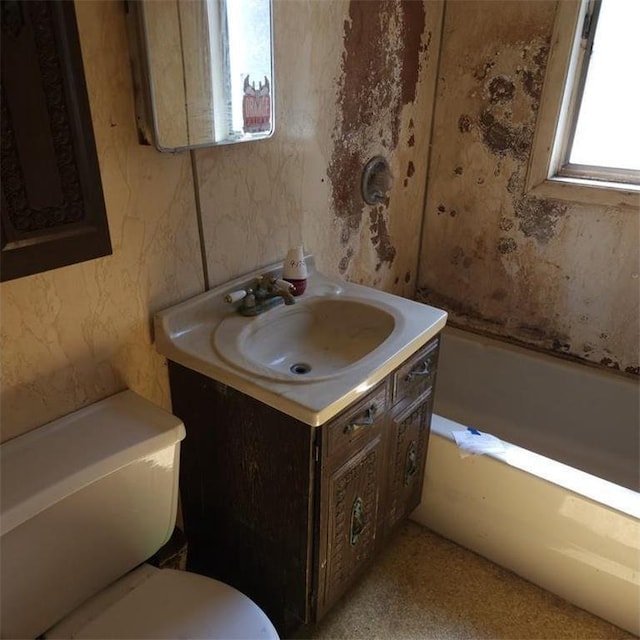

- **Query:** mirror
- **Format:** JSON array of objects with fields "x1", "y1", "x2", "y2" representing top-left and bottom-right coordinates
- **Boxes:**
[{"x1": 127, "y1": 0, "x2": 274, "y2": 151}]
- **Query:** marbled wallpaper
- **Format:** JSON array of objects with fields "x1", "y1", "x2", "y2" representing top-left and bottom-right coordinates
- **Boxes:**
[
  {"x1": 1, "y1": 0, "x2": 443, "y2": 441},
  {"x1": 2, "y1": 0, "x2": 633, "y2": 447},
  {"x1": 0, "y1": 1, "x2": 204, "y2": 441},
  {"x1": 196, "y1": 0, "x2": 443, "y2": 298},
  {"x1": 417, "y1": 0, "x2": 640, "y2": 375}
]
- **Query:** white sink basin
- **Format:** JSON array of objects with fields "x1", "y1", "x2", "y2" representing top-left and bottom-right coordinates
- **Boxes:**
[
  {"x1": 214, "y1": 298, "x2": 396, "y2": 382},
  {"x1": 154, "y1": 257, "x2": 447, "y2": 426}
]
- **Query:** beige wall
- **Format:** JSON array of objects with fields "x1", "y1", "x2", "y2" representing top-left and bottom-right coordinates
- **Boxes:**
[
  {"x1": 0, "y1": 1, "x2": 204, "y2": 441},
  {"x1": 417, "y1": 0, "x2": 640, "y2": 375},
  {"x1": 196, "y1": 0, "x2": 443, "y2": 296},
  {"x1": 8, "y1": 0, "x2": 630, "y2": 446},
  {"x1": 0, "y1": 0, "x2": 441, "y2": 441}
]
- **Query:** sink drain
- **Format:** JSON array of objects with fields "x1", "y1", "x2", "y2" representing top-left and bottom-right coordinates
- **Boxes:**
[{"x1": 290, "y1": 363, "x2": 311, "y2": 375}]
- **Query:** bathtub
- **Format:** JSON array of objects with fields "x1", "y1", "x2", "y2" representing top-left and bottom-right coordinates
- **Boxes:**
[{"x1": 412, "y1": 328, "x2": 640, "y2": 636}]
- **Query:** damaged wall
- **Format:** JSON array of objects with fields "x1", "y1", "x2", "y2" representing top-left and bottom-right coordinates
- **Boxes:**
[
  {"x1": 0, "y1": 0, "x2": 443, "y2": 441},
  {"x1": 196, "y1": 0, "x2": 443, "y2": 297},
  {"x1": 417, "y1": 0, "x2": 639, "y2": 375}
]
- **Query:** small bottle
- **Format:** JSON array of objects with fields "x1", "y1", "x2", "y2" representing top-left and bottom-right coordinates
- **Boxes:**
[{"x1": 282, "y1": 245, "x2": 308, "y2": 296}]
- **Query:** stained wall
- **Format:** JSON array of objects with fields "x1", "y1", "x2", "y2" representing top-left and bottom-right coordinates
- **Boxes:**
[
  {"x1": 4, "y1": 0, "x2": 635, "y2": 448},
  {"x1": 0, "y1": 0, "x2": 443, "y2": 441},
  {"x1": 0, "y1": 1, "x2": 205, "y2": 441},
  {"x1": 196, "y1": 0, "x2": 443, "y2": 297},
  {"x1": 417, "y1": 0, "x2": 639, "y2": 375}
]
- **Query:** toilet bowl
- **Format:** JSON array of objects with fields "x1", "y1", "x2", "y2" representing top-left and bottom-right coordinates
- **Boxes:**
[
  {"x1": 45, "y1": 565, "x2": 276, "y2": 639},
  {"x1": 0, "y1": 390, "x2": 279, "y2": 640}
]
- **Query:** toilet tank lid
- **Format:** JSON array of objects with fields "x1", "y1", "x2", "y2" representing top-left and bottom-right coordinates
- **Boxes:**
[{"x1": 0, "y1": 390, "x2": 185, "y2": 537}]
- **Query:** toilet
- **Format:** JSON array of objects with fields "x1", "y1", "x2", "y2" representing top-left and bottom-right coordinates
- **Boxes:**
[{"x1": 0, "y1": 390, "x2": 279, "y2": 640}]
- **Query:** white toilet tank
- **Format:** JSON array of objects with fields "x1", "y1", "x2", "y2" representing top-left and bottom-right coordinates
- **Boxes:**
[{"x1": 0, "y1": 391, "x2": 185, "y2": 640}]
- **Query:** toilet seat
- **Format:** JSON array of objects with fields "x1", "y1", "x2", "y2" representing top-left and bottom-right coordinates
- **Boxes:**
[{"x1": 45, "y1": 564, "x2": 279, "y2": 639}]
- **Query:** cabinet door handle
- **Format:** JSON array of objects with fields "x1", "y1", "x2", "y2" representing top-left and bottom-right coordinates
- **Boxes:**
[
  {"x1": 404, "y1": 441, "x2": 418, "y2": 486},
  {"x1": 405, "y1": 359, "x2": 430, "y2": 381},
  {"x1": 343, "y1": 404, "x2": 377, "y2": 434},
  {"x1": 350, "y1": 496, "x2": 366, "y2": 545}
]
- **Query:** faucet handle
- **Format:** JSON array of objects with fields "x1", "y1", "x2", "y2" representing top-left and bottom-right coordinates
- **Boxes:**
[
  {"x1": 224, "y1": 289, "x2": 247, "y2": 304},
  {"x1": 274, "y1": 279, "x2": 295, "y2": 292},
  {"x1": 256, "y1": 275, "x2": 283, "y2": 292}
]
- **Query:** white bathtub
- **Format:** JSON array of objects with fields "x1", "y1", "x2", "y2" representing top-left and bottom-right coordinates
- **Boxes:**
[{"x1": 412, "y1": 328, "x2": 640, "y2": 635}]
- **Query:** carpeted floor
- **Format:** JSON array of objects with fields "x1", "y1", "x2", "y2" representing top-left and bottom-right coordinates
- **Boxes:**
[{"x1": 305, "y1": 520, "x2": 635, "y2": 640}]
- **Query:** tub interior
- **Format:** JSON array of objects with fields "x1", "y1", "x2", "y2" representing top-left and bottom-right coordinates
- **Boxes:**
[{"x1": 434, "y1": 328, "x2": 640, "y2": 492}]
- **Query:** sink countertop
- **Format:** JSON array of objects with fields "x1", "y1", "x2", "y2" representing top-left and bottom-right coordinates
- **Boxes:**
[{"x1": 154, "y1": 259, "x2": 447, "y2": 426}]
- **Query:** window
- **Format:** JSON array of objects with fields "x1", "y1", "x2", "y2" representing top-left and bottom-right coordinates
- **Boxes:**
[{"x1": 526, "y1": 0, "x2": 640, "y2": 208}]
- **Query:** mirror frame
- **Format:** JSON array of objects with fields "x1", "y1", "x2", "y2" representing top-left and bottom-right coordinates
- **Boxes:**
[{"x1": 125, "y1": 0, "x2": 275, "y2": 152}]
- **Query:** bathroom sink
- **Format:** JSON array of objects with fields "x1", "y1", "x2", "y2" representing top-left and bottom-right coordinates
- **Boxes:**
[
  {"x1": 154, "y1": 257, "x2": 447, "y2": 426},
  {"x1": 214, "y1": 298, "x2": 396, "y2": 382}
]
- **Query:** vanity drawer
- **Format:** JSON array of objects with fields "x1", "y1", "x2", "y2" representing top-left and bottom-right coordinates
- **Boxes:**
[
  {"x1": 325, "y1": 382, "x2": 389, "y2": 459},
  {"x1": 392, "y1": 337, "x2": 439, "y2": 405}
]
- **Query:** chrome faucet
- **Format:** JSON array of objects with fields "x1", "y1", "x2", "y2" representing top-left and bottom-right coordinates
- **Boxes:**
[{"x1": 225, "y1": 276, "x2": 295, "y2": 316}]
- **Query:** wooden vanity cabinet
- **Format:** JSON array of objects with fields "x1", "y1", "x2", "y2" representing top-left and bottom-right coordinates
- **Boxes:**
[{"x1": 168, "y1": 334, "x2": 440, "y2": 637}]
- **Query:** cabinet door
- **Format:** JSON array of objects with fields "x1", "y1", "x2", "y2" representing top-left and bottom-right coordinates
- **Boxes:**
[
  {"x1": 317, "y1": 435, "x2": 385, "y2": 618},
  {"x1": 386, "y1": 390, "x2": 433, "y2": 532},
  {"x1": 1, "y1": 0, "x2": 111, "y2": 281}
]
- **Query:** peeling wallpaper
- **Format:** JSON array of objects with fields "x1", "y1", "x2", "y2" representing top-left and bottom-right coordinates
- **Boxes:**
[
  {"x1": 3, "y1": 0, "x2": 632, "y2": 446},
  {"x1": 328, "y1": 0, "x2": 425, "y2": 272},
  {"x1": 196, "y1": 0, "x2": 443, "y2": 297},
  {"x1": 0, "y1": 1, "x2": 205, "y2": 441},
  {"x1": 417, "y1": 0, "x2": 640, "y2": 375},
  {"x1": 0, "y1": 0, "x2": 441, "y2": 441}
]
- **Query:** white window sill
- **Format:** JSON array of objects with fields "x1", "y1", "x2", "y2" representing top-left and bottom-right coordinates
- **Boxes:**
[{"x1": 527, "y1": 176, "x2": 640, "y2": 210}]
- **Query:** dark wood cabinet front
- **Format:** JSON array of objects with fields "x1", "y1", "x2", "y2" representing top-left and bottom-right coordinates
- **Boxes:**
[
  {"x1": 168, "y1": 334, "x2": 440, "y2": 637},
  {"x1": 316, "y1": 396, "x2": 387, "y2": 620},
  {"x1": 1, "y1": 0, "x2": 111, "y2": 281},
  {"x1": 321, "y1": 439, "x2": 383, "y2": 612},
  {"x1": 387, "y1": 391, "x2": 433, "y2": 532}
]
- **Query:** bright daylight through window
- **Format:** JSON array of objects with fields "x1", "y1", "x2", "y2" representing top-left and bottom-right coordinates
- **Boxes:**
[
  {"x1": 567, "y1": 0, "x2": 640, "y2": 177},
  {"x1": 526, "y1": 0, "x2": 640, "y2": 206}
]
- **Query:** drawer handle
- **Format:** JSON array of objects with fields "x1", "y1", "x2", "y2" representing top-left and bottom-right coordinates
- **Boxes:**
[
  {"x1": 343, "y1": 404, "x2": 377, "y2": 434},
  {"x1": 350, "y1": 496, "x2": 366, "y2": 545},
  {"x1": 405, "y1": 360, "x2": 430, "y2": 381}
]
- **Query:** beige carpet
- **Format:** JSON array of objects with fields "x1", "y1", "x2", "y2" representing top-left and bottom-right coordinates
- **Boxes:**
[{"x1": 305, "y1": 521, "x2": 635, "y2": 640}]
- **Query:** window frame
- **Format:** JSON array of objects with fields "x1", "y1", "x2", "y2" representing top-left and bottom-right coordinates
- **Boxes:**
[{"x1": 525, "y1": 0, "x2": 640, "y2": 209}]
